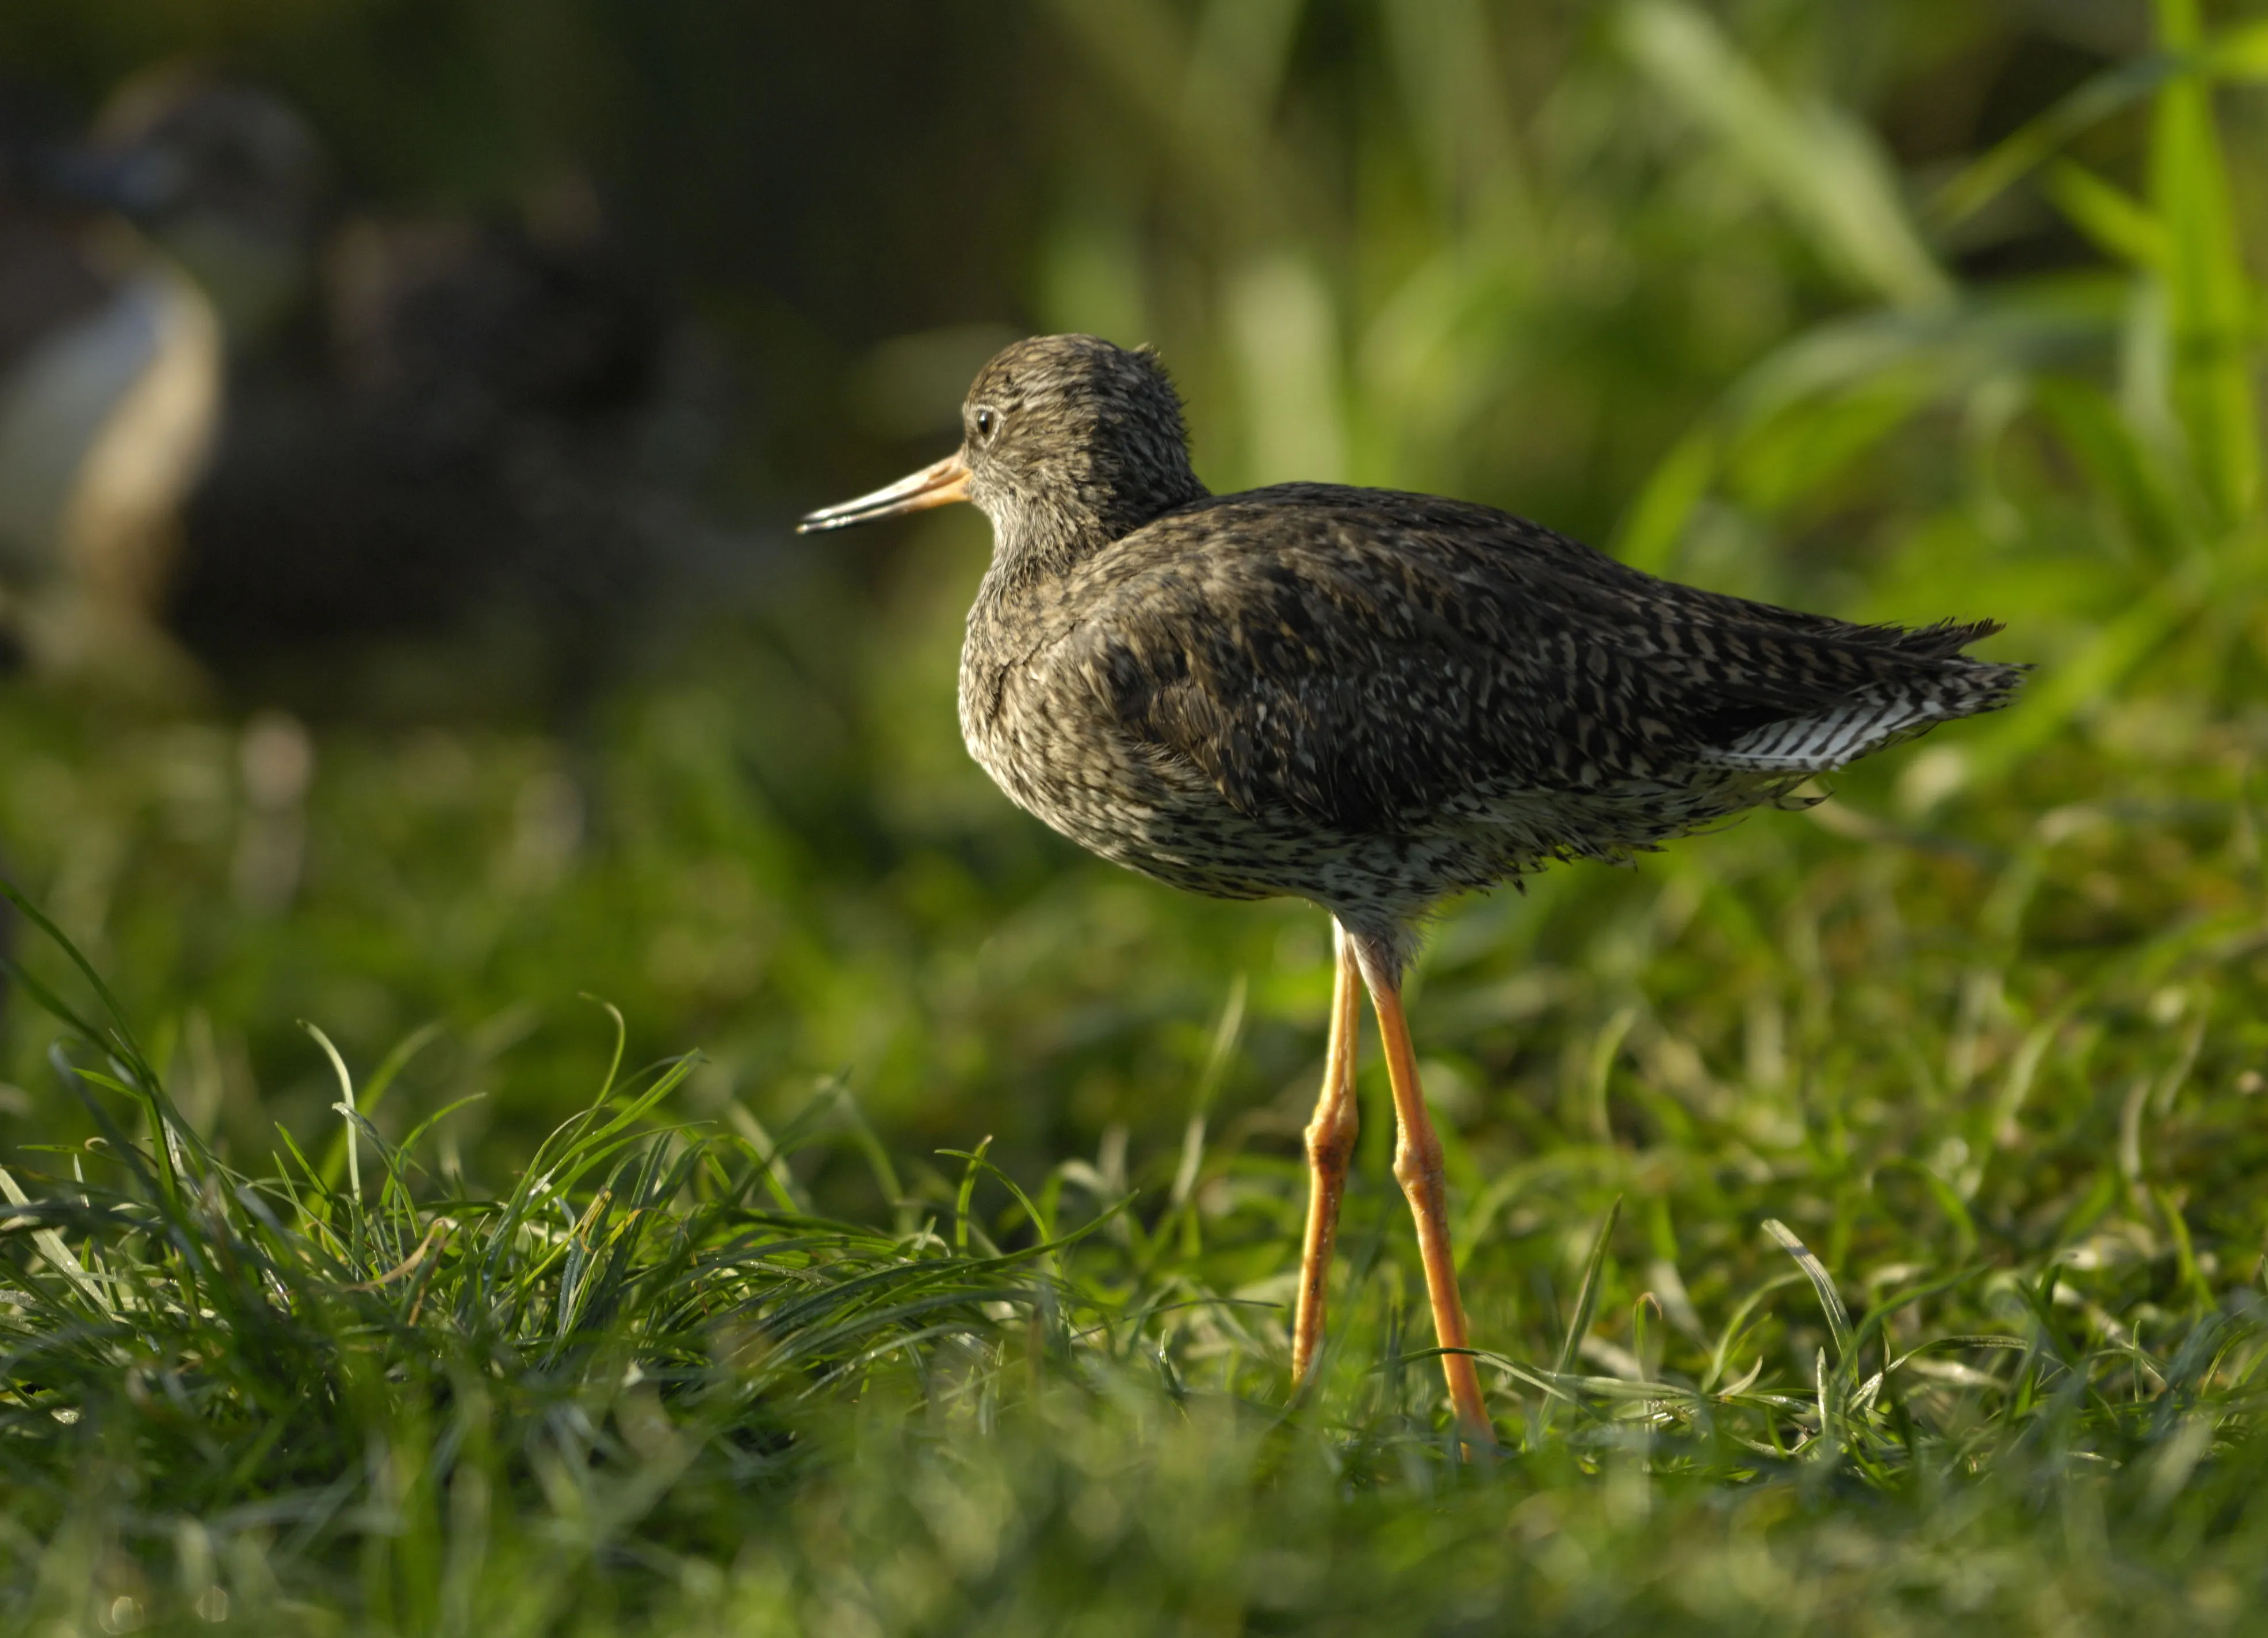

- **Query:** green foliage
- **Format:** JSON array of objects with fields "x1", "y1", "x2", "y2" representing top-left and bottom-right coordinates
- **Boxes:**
[{"x1": 0, "y1": 1, "x2": 2265, "y2": 1633}]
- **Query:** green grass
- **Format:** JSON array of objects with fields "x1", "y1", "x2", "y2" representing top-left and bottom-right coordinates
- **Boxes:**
[
  {"x1": 2, "y1": 2, "x2": 2267, "y2": 1633},
  {"x1": 0, "y1": 764, "x2": 2264, "y2": 1636}
]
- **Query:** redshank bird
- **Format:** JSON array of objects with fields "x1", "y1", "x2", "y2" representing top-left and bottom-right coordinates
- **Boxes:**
[{"x1": 801, "y1": 334, "x2": 2021, "y2": 1442}]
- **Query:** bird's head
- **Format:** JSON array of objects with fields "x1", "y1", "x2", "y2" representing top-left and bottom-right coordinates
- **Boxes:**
[
  {"x1": 800, "y1": 334, "x2": 1206, "y2": 575},
  {"x1": 38, "y1": 69, "x2": 328, "y2": 339}
]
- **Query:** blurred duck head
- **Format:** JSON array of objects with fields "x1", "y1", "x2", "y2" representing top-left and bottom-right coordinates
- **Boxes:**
[{"x1": 56, "y1": 68, "x2": 328, "y2": 339}]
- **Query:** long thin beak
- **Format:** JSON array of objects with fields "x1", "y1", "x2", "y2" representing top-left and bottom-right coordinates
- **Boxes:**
[{"x1": 797, "y1": 451, "x2": 972, "y2": 533}]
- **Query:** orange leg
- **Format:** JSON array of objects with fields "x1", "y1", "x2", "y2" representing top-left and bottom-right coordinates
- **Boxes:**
[
  {"x1": 1353, "y1": 943, "x2": 1493, "y2": 1447},
  {"x1": 1291, "y1": 922, "x2": 1363, "y2": 1386}
]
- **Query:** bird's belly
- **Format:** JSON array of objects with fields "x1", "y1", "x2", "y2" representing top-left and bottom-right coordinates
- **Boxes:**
[{"x1": 957, "y1": 686, "x2": 1509, "y2": 917}]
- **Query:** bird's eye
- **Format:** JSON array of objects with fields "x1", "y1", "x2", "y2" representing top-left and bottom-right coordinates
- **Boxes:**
[{"x1": 974, "y1": 407, "x2": 999, "y2": 442}]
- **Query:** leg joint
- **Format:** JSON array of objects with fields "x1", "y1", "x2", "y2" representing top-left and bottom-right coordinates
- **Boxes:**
[
  {"x1": 1391, "y1": 1122, "x2": 1445, "y2": 1197},
  {"x1": 1304, "y1": 1104, "x2": 1359, "y2": 1170}
]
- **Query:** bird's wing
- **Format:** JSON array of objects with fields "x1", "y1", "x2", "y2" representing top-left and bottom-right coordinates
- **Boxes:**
[{"x1": 1051, "y1": 486, "x2": 2014, "y2": 832}]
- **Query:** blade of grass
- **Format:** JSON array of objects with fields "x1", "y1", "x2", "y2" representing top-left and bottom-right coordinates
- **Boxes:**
[
  {"x1": 1764, "y1": 1218, "x2": 1854, "y2": 1363},
  {"x1": 2151, "y1": 0, "x2": 2261, "y2": 525},
  {"x1": 304, "y1": 1023, "x2": 361, "y2": 1209},
  {"x1": 1533, "y1": 1195, "x2": 1621, "y2": 1442},
  {"x1": 0, "y1": 1165, "x2": 115, "y2": 1318},
  {"x1": 1620, "y1": 0, "x2": 1948, "y2": 308}
]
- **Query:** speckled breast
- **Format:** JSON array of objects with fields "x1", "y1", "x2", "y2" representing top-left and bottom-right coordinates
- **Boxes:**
[
  {"x1": 957, "y1": 642, "x2": 1260, "y2": 898},
  {"x1": 955, "y1": 635, "x2": 1526, "y2": 921}
]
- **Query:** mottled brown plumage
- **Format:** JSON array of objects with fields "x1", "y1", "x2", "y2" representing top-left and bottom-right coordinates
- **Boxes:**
[{"x1": 801, "y1": 332, "x2": 2022, "y2": 1440}]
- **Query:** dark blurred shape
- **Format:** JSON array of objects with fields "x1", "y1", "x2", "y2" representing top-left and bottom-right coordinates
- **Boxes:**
[
  {"x1": 90, "y1": 71, "x2": 714, "y2": 721},
  {"x1": 170, "y1": 192, "x2": 695, "y2": 721},
  {"x1": 3, "y1": 66, "x2": 725, "y2": 721}
]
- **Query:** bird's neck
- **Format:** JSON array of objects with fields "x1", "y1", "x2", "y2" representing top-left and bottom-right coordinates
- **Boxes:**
[{"x1": 977, "y1": 472, "x2": 1210, "y2": 599}]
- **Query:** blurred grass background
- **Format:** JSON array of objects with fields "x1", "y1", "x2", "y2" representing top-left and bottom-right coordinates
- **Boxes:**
[{"x1": 0, "y1": 0, "x2": 2263, "y2": 1632}]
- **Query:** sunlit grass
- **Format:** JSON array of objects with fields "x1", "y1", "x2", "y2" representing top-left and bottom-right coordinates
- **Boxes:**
[{"x1": 0, "y1": 754, "x2": 2263, "y2": 1636}]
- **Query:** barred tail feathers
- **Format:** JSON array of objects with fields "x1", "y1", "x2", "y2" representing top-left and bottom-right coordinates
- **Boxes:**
[{"x1": 1698, "y1": 661, "x2": 2023, "y2": 775}]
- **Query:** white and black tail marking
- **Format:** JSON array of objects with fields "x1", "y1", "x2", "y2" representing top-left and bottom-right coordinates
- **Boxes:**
[{"x1": 1700, "y1": 679, "x2": 2006, "y2": 775}]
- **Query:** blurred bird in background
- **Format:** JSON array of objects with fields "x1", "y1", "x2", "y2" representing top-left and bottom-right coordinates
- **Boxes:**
[
  {"x1": 0, "y1": 66, "x2": 728, "y2": 730},
  {"x1": 0, "y1": 74, "x2": 220, "y2": 692}
]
